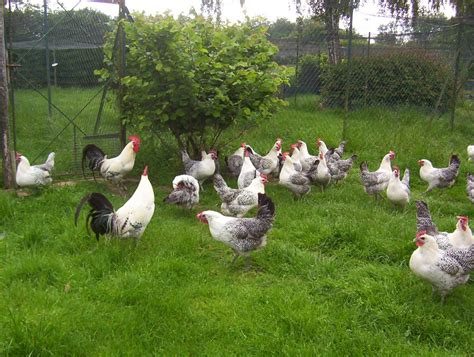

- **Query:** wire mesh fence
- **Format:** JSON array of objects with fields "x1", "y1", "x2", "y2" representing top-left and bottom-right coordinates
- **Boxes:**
[
  {"x1": 5, "y1": 0, "x2": 124, "y2": 178},
  {"x1": 273, "y1": 12, "x2": 473, "y2": 129},
  {"x1": 4, "y1": 1, "x2": 473, "y2": 182}
]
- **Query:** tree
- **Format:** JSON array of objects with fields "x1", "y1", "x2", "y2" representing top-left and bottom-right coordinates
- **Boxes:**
[{"x1": 97, "y1": 14, "x2": 289, "y2": 155}]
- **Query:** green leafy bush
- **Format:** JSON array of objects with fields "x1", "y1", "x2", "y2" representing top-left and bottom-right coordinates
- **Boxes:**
[
  {"x1": 296, "y1": 54, "x2": 328, "y2": 94},
  {"x1": 98, "y1": 14, "x2": 289, "y2": 154},
  {"x1": 320, "y1": 52, "x2": 454, "y2": 111}
]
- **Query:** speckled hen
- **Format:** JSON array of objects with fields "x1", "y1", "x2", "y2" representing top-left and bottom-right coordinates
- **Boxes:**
[
  {"x1": 196, "y1": 193, "x2": 275, "y2": 267},
  {"x1": 164, "y1": 174, "x2": 200, "y2": 209},
  {"x1": 359, "y1": 151, "x2": 395, "y2": 198},
  {"x1": 213, "y1": 173, "x2": 267, "y2": 217},
  {"x1": 409, "y1": 231, "x2": 474, "y2": 302},
  {"x1": 418, "y1": 154, "x2": 460, "y2": 192}
]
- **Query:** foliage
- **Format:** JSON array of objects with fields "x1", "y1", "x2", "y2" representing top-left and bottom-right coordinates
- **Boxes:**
[
  {"x1": 97, "y1": 14, "x2": 289, "y2": 155},
  {"x1": 321, "y1": 52, "x2": 454, "y2": 111},
  {"x1": 295, "y1": 54, "x2": 328, "y2": 94}
]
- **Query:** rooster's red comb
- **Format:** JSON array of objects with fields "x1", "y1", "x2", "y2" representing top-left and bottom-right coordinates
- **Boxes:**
[{"x1": 128, "y1": 135, "x2": 141, "y2": 144}]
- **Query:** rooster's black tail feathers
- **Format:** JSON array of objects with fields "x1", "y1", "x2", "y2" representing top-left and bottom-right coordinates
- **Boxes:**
[
  {"x1": 75, "y1": 192, "x2": 115, "y2": 241},
  {"x1": 82, "y1": 144, "x2": 105, "y2": 179}
]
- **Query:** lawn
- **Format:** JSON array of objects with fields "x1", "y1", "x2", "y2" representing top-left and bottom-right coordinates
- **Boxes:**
[{"x1": 0, "y1": 92, "x2": 473, "y2": 355}]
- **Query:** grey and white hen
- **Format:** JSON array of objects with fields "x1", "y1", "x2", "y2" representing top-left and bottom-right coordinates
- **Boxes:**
[
  {"x1": 418, "y1": 154, "x2": 460, "y2": 192},
  {"x1": 467, "y1": 173, "x2": 474, "y2": 204},
  {"x1": 410, "y1": 231, "x2": 474, "y2": 302},
  {"x1": 164, "y1": 174, "x2": 200, "y2": 209},
  {"x1": 213, "y1": 173, "x2": 266, "y2": 217},
  {"x1": 196, "y1": 193, "x2": 275, "y2": 267}
]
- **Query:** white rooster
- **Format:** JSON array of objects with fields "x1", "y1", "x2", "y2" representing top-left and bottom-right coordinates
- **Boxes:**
[
  {"x1": 418, "y1": 154, "x2": 460, "y2": 192},
  {"x1": 75, "y1": 166, "x2": 155, "y2": 241},
  {"x1": 196, "y1": 193, "x2": 275, "y2": 267},
  {"x1": 213, "y1": 173, "x2": 267, "y2": 217},
  {"x1": 164, "y1": 174, "x2": 200, "y2": 209},
  {"x1": 409, "y1": 230, "x2": 474, "y2": 302},
  {"x1": 359, "y1": 151, "x2": 395, "y2": 198},
  {"x1": 15, "y1": 152, "x2": 55, "y2": 187},
  {"x1": 386, "y1": 166, "x2": 410, "y2": 207},
  {"x1": 82, "y1": 135, "x2": 141, "y2": 191}
]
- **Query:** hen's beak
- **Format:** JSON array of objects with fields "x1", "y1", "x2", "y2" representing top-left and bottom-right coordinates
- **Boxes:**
[{"x1": 418, "y1": 160, "x2": 424, "y2": 166}]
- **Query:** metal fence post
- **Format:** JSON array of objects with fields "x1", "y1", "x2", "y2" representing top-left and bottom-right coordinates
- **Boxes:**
[
  {"x1": 343, "y1": 0, "x2": 354, "y2": 139},
  {"x1": 450, "y1": 15, "x2": 463, "y2": 131},
  {"x1": 0, "y1": 0, "x2": 13, "y2": 188},
  {"x1": 43, "y1": 0, "x2": 52, "y2": 118}
]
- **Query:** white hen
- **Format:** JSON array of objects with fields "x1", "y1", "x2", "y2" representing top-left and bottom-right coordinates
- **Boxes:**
[
  {"x1": 15, "y1": 152, "x2": 55, "y2": 187},
  {"x1": 468, "y1": 145, "x2": 474, "y2": 162},
  {"x1": 386, "y1": 166, "x2": 410, "y2": 207}
]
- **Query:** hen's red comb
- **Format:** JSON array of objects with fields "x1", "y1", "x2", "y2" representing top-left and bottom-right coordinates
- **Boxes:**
[{"x1": 416, "y1": 230, "x2": 427, "y2": 238}]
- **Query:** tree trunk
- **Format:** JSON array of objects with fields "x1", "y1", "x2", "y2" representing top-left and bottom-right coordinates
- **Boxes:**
[
  {"x1": 0, "y1": 1, "x2": 13, "y2": 188},
  {"x1": 324, "y1": 4, "x2": 341, "y2": 65}
]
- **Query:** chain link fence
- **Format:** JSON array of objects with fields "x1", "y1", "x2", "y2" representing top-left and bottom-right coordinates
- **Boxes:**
[
  {"x1": 5, "y1": 0, "x2": 126, "y2": 178},
  {"x1": 272, "y1": 12, "x2": 473, "y2": 130}
]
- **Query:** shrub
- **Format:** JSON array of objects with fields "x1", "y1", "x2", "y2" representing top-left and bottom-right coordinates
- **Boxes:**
[
  {"x1": 320, "y1": 52, "x2": 454, "y2": 112},
  {"x1": 296, "y1": 54, "x2": 328, "y2": 94},
  {"x1": 97, "y1": 14, "x2": 290, "y2": 155}
]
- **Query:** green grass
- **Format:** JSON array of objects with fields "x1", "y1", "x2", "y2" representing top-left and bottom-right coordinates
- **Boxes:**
[{"x1": 1, "y1": 92, "x2": 473, "y2": 355}]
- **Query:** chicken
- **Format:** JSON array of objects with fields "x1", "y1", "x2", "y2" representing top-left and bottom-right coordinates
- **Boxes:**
[
  {"x1": 359, "y1": 151, "x2": 395, "y2": 198},
  {"x1": 238, "y1": 148, "x2": 257, "y2": 189},
  {"x1": 467, "y1": 173, "x2": 474, "y2": 204},
  {"x1": 325, "y1": 150, "x2": 358, "y2": 183},
  {"x1": 296, "y1": 140, "x2": 318, "y2": 171},
  {"x1": 314, "y1": 152, "x2": 331, "y2": 190},
  {"x1": 225, "y1": 143, "x2": 246, "y2": 177},
  {"x1": 448, "y1": 216, "x2": 474, "y2": 249},
  {"x1": 15, "y1": 152, "x2": 55, "y2": 187},
  {"x1": 163, "y1": 174, "x2": 200, "y2": 209},
  {"x1": 468, "y1": 145, "x2": 474, "y2": 162},
  {"x1": 75, "y1": 166, "x2": 155, "y2": 241},
  {"x1": 279, "y1": 152, "x2": 318, "y2": 197},
  {"x1": 290, "y1": 144, "x2": 303, "y2": 172},
  {"x1": 181, "y1": 148, "x2": 218, "y2": 189},
  {"x1": 213, "y1": 173, "x2": 267, "y2": 217},
  {"x1": 409, "y1": 230, "x2": 474, "y2": 302},
  {"x1": 415, "y1": 201, "x2": 472, "y2": 250},
  {"x1": 82, "y1": 135, "x2": 140, "y2": 191},
  {"x1": 418, "y1": 154, "x2": 460, "y2": 192},
  {"x1": 386, "y1": 166, "x2": 410, "y2": 207},
  {"x1": 317, "y1": 138, "x2": 345, "y2": 162},
  {"x1": 247, "y1": 138, "x2": 282, "y2": 175},
  {"x1": 196, "y1": 193, "x2": 275, "y2": 267}
]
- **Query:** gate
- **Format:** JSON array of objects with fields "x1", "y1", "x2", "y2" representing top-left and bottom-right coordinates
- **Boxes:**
[{"x1": 6, "y1": 0, "x2": 127, "y2": 178}]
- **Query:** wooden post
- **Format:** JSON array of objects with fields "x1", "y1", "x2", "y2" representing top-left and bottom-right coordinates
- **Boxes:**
[{"x1": 0, "y1": 0, "x2": 13, "y2": 188}]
